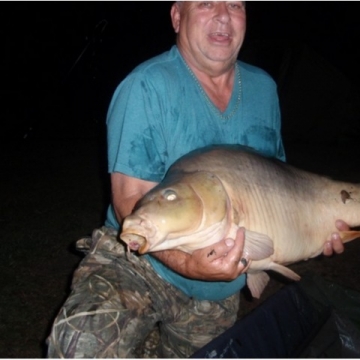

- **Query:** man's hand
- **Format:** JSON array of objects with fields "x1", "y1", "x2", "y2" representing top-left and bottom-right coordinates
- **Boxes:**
[
  {"x1": 152, "y1": 227, "x2": 249, "y2": 281},
  {"x1": 323, "y1": 219, "x2": 348, "y2": 256},
  {"x1": 188, "y1": 227, "x2": 250, "y2": 280}
]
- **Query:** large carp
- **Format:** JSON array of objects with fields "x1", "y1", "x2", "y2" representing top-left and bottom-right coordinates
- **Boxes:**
[{"x1": 120, "y1": 145, "x2": 360, "y2": 298}]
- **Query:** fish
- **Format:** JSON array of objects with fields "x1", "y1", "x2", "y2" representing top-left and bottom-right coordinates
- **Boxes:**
[{"x1": 120, "y1": 145, "x2": 360, "y2": 298}]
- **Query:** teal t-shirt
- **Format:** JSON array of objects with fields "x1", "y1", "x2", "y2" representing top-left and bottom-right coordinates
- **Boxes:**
[{"x1": 105, "y1": 45, "x2": 285, "y2": 301}]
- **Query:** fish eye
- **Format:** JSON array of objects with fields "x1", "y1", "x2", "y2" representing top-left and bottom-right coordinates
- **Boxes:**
[{"x1": 163, "y1": 189, "x2": 177, "y2": 201}]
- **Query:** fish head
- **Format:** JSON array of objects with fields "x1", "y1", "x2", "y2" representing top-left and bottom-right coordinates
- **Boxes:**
[{"x1": 120, "y1": 171, "x2": 229, "y2": 253}]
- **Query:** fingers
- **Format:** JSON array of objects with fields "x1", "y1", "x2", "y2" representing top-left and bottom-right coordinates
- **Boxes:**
[
  {"x1": 323, "y1": 241, "x2": 333, "y2": 256},
  {"x1": 204, "y1": 237, "x2": 236, "y2": 260},
  {"x1": 332, "y1": 220, "x2": 347, "y2": 254},
  {"x1": 324, "y1": 232, "x2": 345, "y2": 256},
  {"x1": 323, "y1": 219, "x2": 348, "y2": 256},
  {"x1": 224, "y1": 227, "x2": 249, "y2": 275},
  {"x1": 234, "y1": 227, "x2": 250, "y2": 272},
  {"x1": 196, "y1": 227, "x2": 247, "y2": 280},
  {"x1": 335, "y1": 219, "x2": 350, "y2": 231},
  {"x1": 330, "y1": 232, "x2": 345, "y2": 254},
  {"x1": 236, "y1": 256, "x2": 251, "y2": 273},
  {"x1": 204, "y1": 227, "x2": 245, "y2": 258}
]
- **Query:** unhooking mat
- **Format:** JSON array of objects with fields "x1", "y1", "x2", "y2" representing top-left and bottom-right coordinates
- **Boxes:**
[{"x1": 191, "y1": 273, "x2": 360, "y2": 358}]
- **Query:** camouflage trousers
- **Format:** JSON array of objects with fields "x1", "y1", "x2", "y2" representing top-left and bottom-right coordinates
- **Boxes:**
[{"x1": 46, "y1": 227, "x2": 240, "y2": 358}]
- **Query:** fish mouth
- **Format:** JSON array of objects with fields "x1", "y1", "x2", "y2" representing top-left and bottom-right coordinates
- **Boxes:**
[
  {"x1": 120, "y1": 231, "x2": 152, "y2": 254},
  {"x1": 120, "y1": 215, "x2": 154, "y2": 253}
]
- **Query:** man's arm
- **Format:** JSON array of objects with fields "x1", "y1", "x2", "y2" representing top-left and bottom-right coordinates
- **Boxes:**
[
  {"x1": 111, "y1": 172, "x2": 249, "y2": 281},
  {"x1": 110, "y1": 172, "x2": 158, "y2": 222}
]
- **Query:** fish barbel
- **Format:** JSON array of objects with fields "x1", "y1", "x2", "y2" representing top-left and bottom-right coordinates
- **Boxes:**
[{"x1": 120, "y1": 145, "x2": 360, "y2": 298}]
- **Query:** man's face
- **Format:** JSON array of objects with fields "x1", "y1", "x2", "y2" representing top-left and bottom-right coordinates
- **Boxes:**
[{"x1": 171, "y1": 1, "x2": 246, "y2": 70}]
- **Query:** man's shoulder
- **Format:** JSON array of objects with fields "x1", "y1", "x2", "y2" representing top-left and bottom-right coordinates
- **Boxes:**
[
  {"x1": 238, "y1": 60, "x2": 276, "y2": 85},
  {"x1": 130, "y1": 45, "x2": 182, "y2": 79}
]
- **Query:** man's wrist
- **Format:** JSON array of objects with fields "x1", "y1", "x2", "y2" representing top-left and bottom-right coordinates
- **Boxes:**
[{"x1": 152, "y1": 249, "x2": 190, "y2": 277}]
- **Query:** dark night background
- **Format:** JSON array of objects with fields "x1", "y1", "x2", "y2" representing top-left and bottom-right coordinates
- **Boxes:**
[{"x1": 1, "y1": 2, "x2": 360, "y2": 358}]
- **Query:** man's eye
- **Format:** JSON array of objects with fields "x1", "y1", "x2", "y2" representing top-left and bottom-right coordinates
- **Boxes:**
[
  {"x1": 199, "y1": 2, "x2": 213, "y2": 8},
  {"x1": 228, "y1": 2, "x2": 244, "y2": 10}
]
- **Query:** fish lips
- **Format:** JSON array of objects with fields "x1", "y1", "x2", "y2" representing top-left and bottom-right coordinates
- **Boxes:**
[
  {"x1": 120, "y1": 230, "x2": 148, "y2": 253},
  {"x1": 120, "y1": 215, "x2": 156, "y2": 253}
]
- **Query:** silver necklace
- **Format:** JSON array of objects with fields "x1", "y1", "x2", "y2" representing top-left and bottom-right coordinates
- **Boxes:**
[{"x1": 183, "y1": 60, "x2": 242, "y2": 121}]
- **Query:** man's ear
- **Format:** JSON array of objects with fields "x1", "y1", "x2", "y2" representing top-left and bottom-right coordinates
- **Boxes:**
[{"x1": 170, "y1": 2, "x2": 181, "y2": 33}]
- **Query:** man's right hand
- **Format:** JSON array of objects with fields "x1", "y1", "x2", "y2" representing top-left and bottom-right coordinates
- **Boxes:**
[{"x1": 153, "y1": 227, "x2": 249, "y2": 281}]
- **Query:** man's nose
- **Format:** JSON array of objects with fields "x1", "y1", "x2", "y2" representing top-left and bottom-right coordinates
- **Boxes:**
[{"x1": 214, "y1": 2, "x2": 231, "y2": 24}]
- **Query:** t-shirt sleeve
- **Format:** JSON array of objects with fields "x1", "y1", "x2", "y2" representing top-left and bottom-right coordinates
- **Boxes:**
[{"x1": 106, "y1": 73, "x2": 167, "y2": 182}]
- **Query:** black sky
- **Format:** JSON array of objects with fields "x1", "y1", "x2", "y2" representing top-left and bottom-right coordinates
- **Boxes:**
[
  {"x1": 1, "y1": 1, "x2": 359, "y2": 139},
  {"x1": 3, "y1": 2, "x2": 359, "y2": 83}
]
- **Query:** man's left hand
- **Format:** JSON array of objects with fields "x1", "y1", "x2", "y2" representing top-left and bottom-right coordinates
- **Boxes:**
[{"x1": 323, "y1": 219, "x2": 348, "y2": 256}]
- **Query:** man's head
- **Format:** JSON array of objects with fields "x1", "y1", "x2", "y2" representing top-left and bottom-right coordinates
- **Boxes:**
[{"x1": 170, "y1": 1, "x2": 246, "y2": 74}]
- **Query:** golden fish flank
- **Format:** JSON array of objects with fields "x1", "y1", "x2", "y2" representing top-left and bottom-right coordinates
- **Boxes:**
[{"x1": 120, "y1": 145, "x2": 360, "y2": 298}]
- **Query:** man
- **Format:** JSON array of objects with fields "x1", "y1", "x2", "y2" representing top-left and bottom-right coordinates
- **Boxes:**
[{"x1": 47, "y1": 2, "x2": 345, "y2": 358}]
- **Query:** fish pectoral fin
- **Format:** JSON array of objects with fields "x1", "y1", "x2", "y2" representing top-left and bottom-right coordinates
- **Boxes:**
[
  {"x1": 244, "y1": 229, "x2": 274, "y2": 260},
  {"x1": 246, "y1": 271, "x2": 270, "y2": 299},
  {"x1": 246, "y1": 264, "x2": 301, "y2": 299},
  {"x1": 340, "y1": 230, "x2": 360, "y2": 244},
  {"x1": 268, "y1": 262, "x2": 301, "y2": 281}
]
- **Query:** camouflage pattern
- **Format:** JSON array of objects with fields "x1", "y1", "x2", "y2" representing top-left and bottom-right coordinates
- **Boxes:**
[{"x1": 47, "y1": 227, "x2": 240, "y2": 358}]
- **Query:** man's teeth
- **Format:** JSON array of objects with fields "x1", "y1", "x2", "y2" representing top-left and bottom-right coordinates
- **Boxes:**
[{"x1": 213, "y1": 32, "x2": 229, "y2": 37}]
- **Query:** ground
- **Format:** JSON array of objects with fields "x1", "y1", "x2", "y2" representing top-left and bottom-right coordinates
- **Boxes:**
[{"x1": 1, "y1": 136, "x2": 360, "y2": 358}]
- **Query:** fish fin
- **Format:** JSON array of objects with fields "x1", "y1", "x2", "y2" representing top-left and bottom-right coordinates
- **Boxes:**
[
  {"x1": 340, "y1": 230, "x2": 360, "y2": 244},
  {"x1": 244, "y1": 230, "x2": 274, "y2": 260},
  {"x1": 247, "y1": 271, "x2": 270, "y2": 299},
  {"x1": 268, "y1": 262, "x2": 301, "y2": 281}
]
